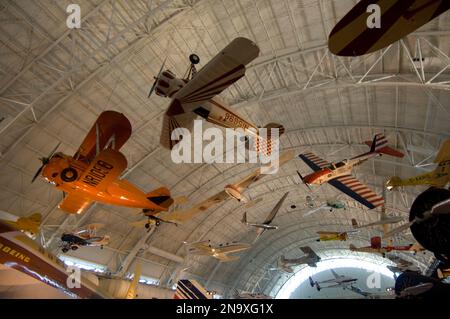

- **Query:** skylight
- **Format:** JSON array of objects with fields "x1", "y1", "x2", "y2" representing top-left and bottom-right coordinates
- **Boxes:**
[{"x1": 276, "y1": 255, "x2": 395, "y2": 299}]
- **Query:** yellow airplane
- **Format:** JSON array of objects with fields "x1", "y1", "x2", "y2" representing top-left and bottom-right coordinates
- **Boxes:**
[
  {"x1": 0, "y1": 211, "x2": 41, "y2": 236},
  {"x1": 387, "y1": 138, "x2": 450, "y2": 189}
]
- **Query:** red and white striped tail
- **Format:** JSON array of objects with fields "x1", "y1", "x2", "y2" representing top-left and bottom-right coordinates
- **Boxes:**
[{"x1": 373, "y1": 134, "x2": 388, "y2": 151}]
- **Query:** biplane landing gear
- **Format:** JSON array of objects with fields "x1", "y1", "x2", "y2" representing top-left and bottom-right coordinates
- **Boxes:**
[
  {"x1": 145, "y1": 223, "x2": 150, "y2": 229},
  {"x1": 61, "y1": 167, "x2": 78, "y2": 182},
  {"x1": 62, "y1": 247, "x2": 69, "y2": 253},
  {"x1": 71, "y1": 245, "x2": 78, "y2": 251},
  {"x1": 100, "y1": 245, "x2": 104, "y2": 250},
  {"x1": 189, "y1": 54, "x2": 200, "y2": 65}
]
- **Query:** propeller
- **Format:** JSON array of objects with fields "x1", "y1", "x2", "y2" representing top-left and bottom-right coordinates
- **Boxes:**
[
  {"x1": 297, "y1": 170, "x2": 312, "y2": 192},
  {"x1": 31, "y1": 142, "x2": 61, "y2": 183},
  {"x1": 148, "y1": 58, "x2": 167, "y2": 98}
]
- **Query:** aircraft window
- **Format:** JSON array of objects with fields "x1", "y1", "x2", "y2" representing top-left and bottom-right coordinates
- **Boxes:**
[
  {"x1": 162, "y1": 71, "x2": 174, "y2": 79},
  {"x1": 158, "y1": 79, "x2": 170, "y2": 88}
]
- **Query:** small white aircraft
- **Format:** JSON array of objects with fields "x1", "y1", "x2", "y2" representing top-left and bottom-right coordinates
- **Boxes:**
[
  {"x1": 309, "y1": 269, "x2": 358, "y2": 291},
  {"x1": 155, "y1": 150, "x2": 294, "y2": 224},
  {"x1": 185, "y1": 240, "x2": 251, "y2": 262},
  {"x1": 241, "y1": 192, "x2": 289, "y2": 242},
  {"x1": 279, "y1": 246, "x2": 321, "y2": 272}
]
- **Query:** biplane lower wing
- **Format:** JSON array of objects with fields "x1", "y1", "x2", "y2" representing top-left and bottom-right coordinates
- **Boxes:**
[
  {"x1": 59, "y1": 193, "x2": 93, "y2": 214},
  {"x1": 328, "y1": 175, "x2": 384, "y2": 209},
  {"x1": 299, "y1": 152, "x2": 331, "y2": 172}
]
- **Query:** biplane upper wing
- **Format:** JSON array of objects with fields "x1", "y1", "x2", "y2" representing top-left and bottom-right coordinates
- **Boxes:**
[
  {"x1": 174, "y1": 37, "x2": 259, "y2": 106},
  {"x1": 329, "y1": 0, "x2": 450, "y2": 56},
  {"x1": 298, "y1": 152, "x2": 331, "y2": 172},
  {"x1": 73, "y1": 111, "x2": 132, "y2": 163},
  {"x1": 328, "y1": 175, "x2": 384, "y2": 209},
  {"x1": 59, "y1": 192, "x2": 93, "y2": 215},
  {"x1": 158, "y1": 191, "x2": 229, "y2": 223}
]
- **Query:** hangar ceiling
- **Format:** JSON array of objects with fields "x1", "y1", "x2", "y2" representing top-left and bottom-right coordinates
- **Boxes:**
[{"x1": 0, "y1": 0, "x2": 449, "y2": 298}]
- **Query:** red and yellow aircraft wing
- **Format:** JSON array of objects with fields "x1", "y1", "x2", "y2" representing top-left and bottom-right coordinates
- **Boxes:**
[
  {"x1": 329, "y1": 0, "x2": 450, "y2": 56},
  {"x1": 73, "y1": 111, "x2": 132, "y2": 163},
  {"x1": 160, "y1": 38, "x2": 260, "y2": 149},
  {"x1": 328, "y1": 175, "x2": 384, "y2": 209}
]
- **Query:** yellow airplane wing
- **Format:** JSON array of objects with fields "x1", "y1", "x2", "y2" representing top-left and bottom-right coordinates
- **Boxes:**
[
  {"x1": 125, "y1": 263, "x2": 141, "y2": 299},
  {"x1": 434, "y1": 138, "x2": 450, "y2": 163},
  {"x1": 157, "y1": 190, "x2": 229, "y2": 223}
]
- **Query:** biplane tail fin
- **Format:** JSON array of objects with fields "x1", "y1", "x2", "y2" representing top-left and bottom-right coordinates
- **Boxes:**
[
  {"x1": 146, "y1": 187, "x2": 174, "y2": 209},
  {"x1": 364, "y1": 134, "x2": 404, "y2": 158}
]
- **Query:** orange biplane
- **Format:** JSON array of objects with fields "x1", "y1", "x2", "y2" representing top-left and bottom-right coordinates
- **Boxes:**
[{"x1": 32, "y1": 111, "x2": 174, "y2": 215}]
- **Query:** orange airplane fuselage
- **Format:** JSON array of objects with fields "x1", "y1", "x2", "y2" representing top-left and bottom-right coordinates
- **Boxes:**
[{"x1": 41, "y1": 153, "x2": 166, "y2": 213}]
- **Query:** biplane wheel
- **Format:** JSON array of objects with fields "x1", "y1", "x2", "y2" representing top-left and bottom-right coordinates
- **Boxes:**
[
  {"x1": 156, "y1": 220, "x2": 161, "y2": 226},
  {"x1": 61, "y1": 167, "x2": 78, "y2": 182},
  {"x1": 71, "y1": 245, "x2": 78, "y2": 251},
  {"x1": 62, "y1": 248, "x2": 69, "y2": 253},
  {"x1": 145, "y1": 223, "x2": 150, "y2": 229},
  {"x1": 189, "y1": 54, "x2": 200, "y2": 65},
  {"x1": 100, "y1": 245, "x2": 104, "y2": 250}
]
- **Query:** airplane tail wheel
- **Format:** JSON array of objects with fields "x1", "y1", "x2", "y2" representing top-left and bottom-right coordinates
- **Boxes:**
[
  {"x1": 61, "y1": 167, "x2": 78, "y2": 182},
  {"x1": 145, "y1": 223, "x2": 150, "y2": 229},
  {"x1": 101, "y1": 245, "x2": 104, "y2": 250},
  {"x1": 189, "y1": 54, "x2": 200, "y2": 65},
  {"x1": 156, "y1": 220, "x2": 161, "y2": 226}
]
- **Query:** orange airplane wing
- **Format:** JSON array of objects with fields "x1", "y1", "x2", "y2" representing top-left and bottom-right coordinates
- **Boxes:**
[
  {"x1": 74, "y1": 111, "x2": 132, "y2": 163},
  {"x1": 59, "y1": 192, "x2": 93, "y2": 214},
  {"x1": 78, "y1": 148, "x2": 128, "y2": 193}
]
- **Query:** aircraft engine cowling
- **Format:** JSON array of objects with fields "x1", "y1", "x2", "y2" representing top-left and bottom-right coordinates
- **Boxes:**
[
  {"x1": 155, "y1": 70, "x2": 186, "y2": 98},
  {"x1": 224, "y1": 185, "x2": 246, "y2": 202}
]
